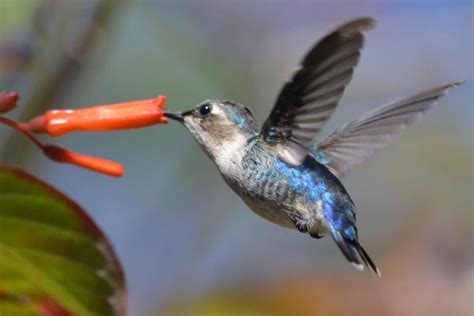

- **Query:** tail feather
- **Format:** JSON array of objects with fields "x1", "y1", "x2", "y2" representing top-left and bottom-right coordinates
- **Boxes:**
[
  {"x1": 330, "y1": 228, "x2": 381, "y2": 277},
  {"x1": 356, "y1": 242, "x2": 381, "y2": 277}
]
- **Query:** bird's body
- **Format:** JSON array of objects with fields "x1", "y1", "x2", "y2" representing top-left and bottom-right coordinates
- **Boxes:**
[
  {"x1": 164, "y1": 17, "x2": 462, "y2": 275},
  {"x1": 229, "y1": 137, "x2": 349, "y2": 238}
]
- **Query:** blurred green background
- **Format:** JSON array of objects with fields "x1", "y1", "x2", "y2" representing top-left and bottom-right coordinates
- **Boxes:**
[{"x1": 0, "y1": 1, "x2": 472, "y2": 315}]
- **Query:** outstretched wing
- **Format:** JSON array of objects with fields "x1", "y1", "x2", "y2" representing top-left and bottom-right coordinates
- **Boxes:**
[
  {"x1": 261, "y1": 17, "x2": 375, "y2": 166},
  {"x1": 314, "y1": 81, "x2": 463, "y2": 178}
]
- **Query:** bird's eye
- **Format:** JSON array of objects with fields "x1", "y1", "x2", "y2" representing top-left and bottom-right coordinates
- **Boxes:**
[{"x1": 198, "y1": 103, "x2": 212, "y2": 116}]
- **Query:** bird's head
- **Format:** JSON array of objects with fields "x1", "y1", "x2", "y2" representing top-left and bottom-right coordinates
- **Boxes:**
[{"x1": 165, "y1": 100, "x2": 259, "y2": 160}]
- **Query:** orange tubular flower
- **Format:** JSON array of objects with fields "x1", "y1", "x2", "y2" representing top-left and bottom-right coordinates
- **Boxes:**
[
  {"x1": 0, "y1": 91, "x2": 19, "y2": 113},
  {"x1": 1, "y1": 93, "x2": 170, "y2": 177},
  {"x1": 28, "y1": 96, "x2": 168, "y2": 137},
  {"x1": 0, "y1": 115, "x2": 125, "y2": 177},
  {"x1": 43, "y1": 145, "x2": 125, "y2": 177}
]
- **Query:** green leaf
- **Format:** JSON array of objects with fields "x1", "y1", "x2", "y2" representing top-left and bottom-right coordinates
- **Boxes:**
[{"x1": 0, "y1": 165, "x2": 126, "y2": 315}]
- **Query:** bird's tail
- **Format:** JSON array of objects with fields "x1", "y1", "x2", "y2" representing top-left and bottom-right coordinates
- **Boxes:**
[{"x1": 329, "y1": 226, "x2": 381, "y2": 277}]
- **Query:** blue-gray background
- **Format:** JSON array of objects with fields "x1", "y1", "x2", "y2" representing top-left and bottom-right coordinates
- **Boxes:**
[{"x1": 1, "y1": 1, "x2": 472, "y2": 315}]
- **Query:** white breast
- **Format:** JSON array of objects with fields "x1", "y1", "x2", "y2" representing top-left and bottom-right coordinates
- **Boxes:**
[{"x1": 213, "y1": 133, "x2": 248, "y2": 179}]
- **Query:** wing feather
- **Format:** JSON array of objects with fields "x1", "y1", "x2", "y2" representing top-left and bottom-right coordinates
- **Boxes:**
[
  {"x1": 261, "y1": 17, "x2": 375, "y2": 166},
  {"x1": 314, "y1": 81, "x2": 463, "y2": 177}
]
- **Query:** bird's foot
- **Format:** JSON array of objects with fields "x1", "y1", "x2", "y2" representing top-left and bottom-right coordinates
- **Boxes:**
[{"x1": 287, "y1": 213, "x2": 309, "y2": 233}]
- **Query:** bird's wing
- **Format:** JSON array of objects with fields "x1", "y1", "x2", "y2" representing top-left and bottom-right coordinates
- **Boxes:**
[
  {"x1": 313, "y1": 81, "x2": 463, "y2": 178},
  {"x1": 261, "y1": 17, "x2": 375, "y2": 166}
]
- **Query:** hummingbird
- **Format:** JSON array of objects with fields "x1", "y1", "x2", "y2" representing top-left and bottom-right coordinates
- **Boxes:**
[{"x1": 164, "y1": 17, "x2": 462, "y2": 276}]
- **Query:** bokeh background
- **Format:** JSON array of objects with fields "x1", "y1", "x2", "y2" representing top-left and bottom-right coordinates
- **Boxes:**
[{"x1": 0, "y1": 1, "x2": 472, "y2": 315}]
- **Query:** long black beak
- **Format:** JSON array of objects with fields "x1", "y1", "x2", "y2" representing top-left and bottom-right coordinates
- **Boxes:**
[{"x1": 164, "y1": 111, "x2": 184, "y2": 122}]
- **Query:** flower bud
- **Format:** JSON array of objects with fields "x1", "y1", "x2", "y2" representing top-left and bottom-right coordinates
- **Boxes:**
[{"x1": 0, "y1": 90, "x2": 19, "y2": 113}]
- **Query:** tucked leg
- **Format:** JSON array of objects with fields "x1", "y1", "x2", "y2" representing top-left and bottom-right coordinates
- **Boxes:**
[{"x1": 287, "y1": 213, "x2": 309, "y2": 233}]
